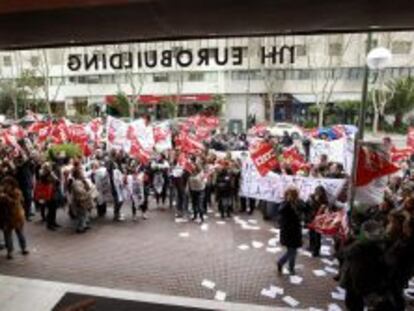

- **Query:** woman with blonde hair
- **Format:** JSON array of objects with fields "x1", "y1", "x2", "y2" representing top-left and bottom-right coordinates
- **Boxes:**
[
  {"x1": 0, "y1": 176, "x2": 29, "y2": 259},
  {"x1": 277, "y1": 187, "x2": 303, "y2": 275}
]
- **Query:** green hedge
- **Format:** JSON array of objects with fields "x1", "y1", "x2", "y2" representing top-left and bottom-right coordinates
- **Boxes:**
[{"x1": 48, "y1": 143, "x2": 82, "y2": 160}]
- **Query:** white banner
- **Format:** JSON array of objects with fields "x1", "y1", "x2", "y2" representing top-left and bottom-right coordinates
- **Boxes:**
[
  {"x1": 240, "y1": 159, "x2": 346, "y2": 203},
  {"x1": 310, "y1": 136, "x2": 354, "y2": 174},
  {"x1": 106, "y1": 116, "x2": 129, "y2": 151},
  {"x1": 106, "y1": 116, "x2": 155, "y2": 153},
  {"x1": 153, "y1": 121, "x2": 172, "y2": 152},
  {"x1": 129, "y1": 119, "x2": 155, "y2": 151}
]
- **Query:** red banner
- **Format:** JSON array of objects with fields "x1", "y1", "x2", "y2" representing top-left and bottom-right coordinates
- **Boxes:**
[{"x1": 250, "y1": 142, "x2": 279, "y2": 176}]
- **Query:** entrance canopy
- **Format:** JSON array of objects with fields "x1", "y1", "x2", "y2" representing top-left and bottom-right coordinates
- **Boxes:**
[{"x1": 1, "y1": 0, "x2": 414, "y2": 49}]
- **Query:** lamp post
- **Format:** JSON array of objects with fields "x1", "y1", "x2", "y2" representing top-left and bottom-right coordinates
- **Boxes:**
[{"x1": 349, "y1": 34, "x2": 392, "y2": 210}]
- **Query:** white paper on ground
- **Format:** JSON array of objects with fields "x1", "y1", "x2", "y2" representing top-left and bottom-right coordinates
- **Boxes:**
[
  {"x1": 201, "y1": 279, "x2": 215, "y2": 290},
  {"x1": 295, "y1": 264, "x2": 304, "y2": 270},
  {"x1": 321, "y1": 245, "x2": 331, "y2": 256},
  {"x1": 207, "y1": 209, "x2": 214, "y2": 214},
  {"x1": 321, "y1": 258, "x2": 335, "y2": 266},
  {"x1": 175, "y1": 218, "x2": 188, "y2": 223},
  {"x1": 247, "y1": 219, "x2": 258, "y2": 224},
  {"x1": 214, "y1": 213, "x2": 221, "y2": 218},
  {"x1": 299, "y1": 249, "x2": 312, "y2": 257},
  {"x1": 266, "y1": 247, "x2": 282, "y2": 254},
  {"x1": 336, "y1": 287, "x2": 346, "y2": 295},
  {"x1": 252, "y1": 241, "x2": 264, "y2": 248},
  {"x1": 214, "y1": 290, "x2": 226, "y2": 301},
  {"x1": 200, "y1": 224, "x2": 209, "y2": 231},
  {"x1": 309, "y1": 308, "x2": 324, "y2": 311},
  {"x1": 313, "y1": 270, "x2": 327, "y2": 277},
  {"x1": 324, "y1": 266, "x2": 339, "y2": 274},
  {"x1": 289, "y1": 275, "x2": 303, "y2": 285},
  {"x1": 269, "y1": 228, "x2": 279, "y2": 234},
  {"x1": 268, "y1": 238, "x2": 278, "y2": 247},
  {"x1": 282, "y1": 296, "x2": 300, "y2": 307},
  {"x1": 260, "y1": 288, "x2": 277, "y2": 299},
  {"x1": 238, "y1": 244, "x2": 250, "y2": 251},
  {"x1": 241, "y1": 223, "x2": 260, "y2": 230},
  {"x1": 216, "y1": 221, "x2": 226, "y2": 225},
  {"x1": 179, "y1": 232, "x2": 189, "y2": 238},
  {"x1": 328, "y1": 303, "x2": 343, "y2": 311},
  {"x1": 270, "y1": 285, "x2": 284, "y2": 295},
  {"x1": 409, "y1": 279, "x2": 414, "y2": 287},
  {"x1": 331, "y1": 291, "x2": 345, "y2": 301}
]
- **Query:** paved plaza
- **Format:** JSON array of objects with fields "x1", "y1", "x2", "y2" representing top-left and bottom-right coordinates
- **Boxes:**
[{"x1": 0, "y1": 204, "x2": 352, "y2": 311}]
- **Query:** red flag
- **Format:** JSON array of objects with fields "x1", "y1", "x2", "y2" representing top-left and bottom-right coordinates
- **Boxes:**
[
  {"x1": 9, "y1": 125, "x2": 26, "y2": 140},
  {"x1": 308, "y1": 209, "x2": 349, "y2": 239},
  {"x1": 248, "y1": 123, "x2": 268, "y2": 136},
  {"x1": 356, "y1": 145, "x2": 400, "y2": 187},
  {"x1": 181, "y1": 133, "x2": 205, "y2": 155},
  {"x1": 178, "y1": 152, "x2": 196, "y2": 173},
  {"x1": 130, "y1": 140, "x2": 150, "y2": 164},
  {"x1": 390, "y1": 146, "x2": 413, "y2": 162},
  {"x1": 250, "y1": 142, "x2": 279, "y2": 176},
  {"x1": 408, "y1": 127, "x2": 414, "y2": 149},
  {"x1": 282, "y1": 146, "x2": 304, "y2": 163}
]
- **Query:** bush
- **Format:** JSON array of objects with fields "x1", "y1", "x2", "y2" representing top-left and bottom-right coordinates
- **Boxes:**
[
  {"x1": 303, "y1": 120, "x2": 317, "y2": 129},
  {"x1": 382, "y1": 121, "x2": 409, "y2": 134},
  {"x1": 48, "y1": 143, "x2": 82, "y2": 160}
]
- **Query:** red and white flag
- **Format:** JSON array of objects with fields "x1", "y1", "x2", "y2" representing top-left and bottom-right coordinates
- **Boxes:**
[
  {"x1": 355, "y1": 142, "x2": 400, "y2": 205},
  {"x1": 250, "y1": 142, "x2": 279, "y2": 176},
  {"x1": 308, "y1": 209, "x2": 349, "y2": 239}
]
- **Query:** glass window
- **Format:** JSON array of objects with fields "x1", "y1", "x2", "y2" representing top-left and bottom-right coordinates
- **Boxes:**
[
  {"x1": 392, "y1": 41, "x2": 412, "y2": 54},
  {"x1": 188, "y1": 72, "x2": 204, "y2": 82},
  {"x1": 49, "y1": 50, "x2": 63, "y2": 65},
  {"x1": 30, "y1": 56, "x2": 39, "y2": 67},
  {"x1": 3, "y1": 55, "x2": 12, "y2": 67},
  {"x1": 101, "y1": 75, "x2": 115, "y2": 84},
  {"x1": 298, "y1": 69, "x2": 310, "y2": 79},
  {"x1": 295, "y1": 45, "x2": 307, "y2": 57},
  {"x1": 153, "y1": 73, "x2": 169, "y2": 82},
  {"x1": 328, "y1": 43, "x2": 342, "y2": 56},
  {"x1": 205, "y1": 72, "x2": 218, "y2": 82},
  {"x1": 50, "y1": 77, "x2": 65, "y2": 86}
]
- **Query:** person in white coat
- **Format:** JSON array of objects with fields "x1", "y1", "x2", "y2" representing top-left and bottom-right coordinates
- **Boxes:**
[{"x1": 124, "y1": 166, "x2": 144, "y2": 221}]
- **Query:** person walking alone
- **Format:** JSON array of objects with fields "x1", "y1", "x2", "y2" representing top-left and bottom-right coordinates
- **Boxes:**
[{"x1": 277, "y1": 188, "x2": 303, "y2": 275}]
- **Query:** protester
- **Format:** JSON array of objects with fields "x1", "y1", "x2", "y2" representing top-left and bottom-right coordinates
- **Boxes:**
[
  {"x1": 188, "y1": 165, "x2": 206, "y2": 223},
  {"x1": 277, "y1": 187, "x2": 303, "y2": 275},
  {"x1": 0, "y1": 176, "x2": 29, "y2": 259}
]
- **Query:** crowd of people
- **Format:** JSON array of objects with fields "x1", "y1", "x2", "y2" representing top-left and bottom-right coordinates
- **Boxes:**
[{"x1": 0, "y1": 116, "x2": 413, "y2": 310}]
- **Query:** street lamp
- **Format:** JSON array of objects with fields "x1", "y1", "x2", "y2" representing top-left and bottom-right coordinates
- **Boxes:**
[
  {"x1": 350, "y1": 41, "x2": 392, "y2": 209},
  {"x1": 367, "y1": 47, "x2": 392, "y2": 70}
]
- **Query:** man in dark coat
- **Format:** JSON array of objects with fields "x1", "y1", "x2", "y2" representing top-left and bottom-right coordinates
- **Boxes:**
[{"x1": 277, "y1": 188, "x2": 302, "y2": 275}]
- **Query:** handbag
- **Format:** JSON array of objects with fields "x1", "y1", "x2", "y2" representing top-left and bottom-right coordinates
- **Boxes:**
[{"x1": 34, "y1": 182, "x2": 54, "y2": 202}]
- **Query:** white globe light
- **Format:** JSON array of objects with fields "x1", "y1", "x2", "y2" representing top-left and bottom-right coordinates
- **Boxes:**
[{"x1": 366, "y1": 47, "x2": 392, "y2": 70}]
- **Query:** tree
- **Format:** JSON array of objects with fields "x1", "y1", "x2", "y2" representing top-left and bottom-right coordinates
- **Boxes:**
[
  {"x1": 110, "y1": 92, "x2": 130, "y2": 117},
  {"x1": 370, "y1": 73, "x2": 394, "y2": 133},
  {"x1": 16, "y1": 69, "x2": 44, "y2": 111},
  {"x1": 385, "y1": 77, "x2": 414, "y2": 128},
  {"x1": 306, "y1": 34, "x2": 354, "y2": 127}
]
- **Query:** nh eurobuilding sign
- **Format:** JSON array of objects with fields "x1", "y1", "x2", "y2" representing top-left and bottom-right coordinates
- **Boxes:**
[{"x1": 67, "y1": 45, "x2": 295, "y2": 71}]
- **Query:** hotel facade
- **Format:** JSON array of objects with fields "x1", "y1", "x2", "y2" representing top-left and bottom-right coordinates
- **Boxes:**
[{"x1": 1, "y1": 31, "x2": 414, "y2": 128}]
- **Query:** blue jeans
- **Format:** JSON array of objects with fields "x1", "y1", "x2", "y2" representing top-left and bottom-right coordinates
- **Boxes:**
[{"x1": 278, "y1": 247, "x2": 297, "y2": 272}]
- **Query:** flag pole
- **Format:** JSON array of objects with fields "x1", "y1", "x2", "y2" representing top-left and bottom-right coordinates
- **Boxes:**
[{"x1": 349, "y1": 32, "x2": 372, "y2": 212}]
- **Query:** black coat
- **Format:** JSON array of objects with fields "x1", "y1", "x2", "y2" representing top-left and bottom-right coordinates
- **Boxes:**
[{"x1": 278, "y1": 201, "x2": 302, "y2": 248}]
